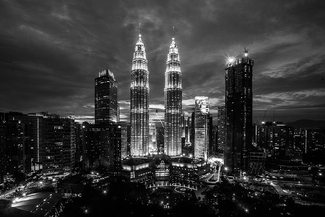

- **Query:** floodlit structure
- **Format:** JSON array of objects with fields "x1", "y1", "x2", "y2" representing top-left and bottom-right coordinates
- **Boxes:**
[
  {"x1": 95, "y1": 69, "x2": 118, "y2": 124},
  {"x1": 130, "y1": 31, "x2": 149, "y2": 156},
  {"x1": 225, "y1": 49, "x2": 254, "y2": 176},
  {"x1": 164, "y1": 34, "x2": 182, "y2": 156},
  {"x1": 194, "y1": 97, "x2": 210, "y2": 160}
]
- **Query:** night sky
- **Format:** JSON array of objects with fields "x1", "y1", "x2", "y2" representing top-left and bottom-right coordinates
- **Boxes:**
[{"x1": 1, "y1": 0, "x2": 325, "y2": 124}]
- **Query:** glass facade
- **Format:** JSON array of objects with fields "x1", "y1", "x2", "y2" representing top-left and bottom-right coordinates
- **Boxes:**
[
  {"x1": 225, "y1": 52, "x2": 254, "y2": 176},
  {"x1": 95, "y1": 69, "x2": 118, "y2": 124}
]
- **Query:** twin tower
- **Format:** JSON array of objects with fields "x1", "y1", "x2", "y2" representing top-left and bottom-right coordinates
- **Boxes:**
[{"x1": 130, "y1": 32, "x2": 182, "y2": 157}]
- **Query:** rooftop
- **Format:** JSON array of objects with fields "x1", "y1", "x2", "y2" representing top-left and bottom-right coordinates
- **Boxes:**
[{"x1": 122, "y1": 156, "x2": 152, "y2": 166}]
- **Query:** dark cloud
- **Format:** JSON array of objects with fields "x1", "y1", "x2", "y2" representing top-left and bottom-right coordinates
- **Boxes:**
[{"x1": 1, "y1": 0, "x2": 325, "y2": 123}]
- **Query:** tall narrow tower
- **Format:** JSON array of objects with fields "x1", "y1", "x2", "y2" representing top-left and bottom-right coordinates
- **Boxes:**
[
  {"x1": 164, "y1": 32, "x2": 182, "y2": 156},
  {"x1": 225, "y1": 49, "x2": 254, "y2": 176},
  {"x1": 130, "y1": 29, "x2": 149, "y2": 157}
]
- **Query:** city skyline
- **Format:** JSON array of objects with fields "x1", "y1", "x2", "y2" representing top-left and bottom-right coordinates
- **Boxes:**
[{"x1": 1, "y1": 0, "x2": 325, "y2": 124}]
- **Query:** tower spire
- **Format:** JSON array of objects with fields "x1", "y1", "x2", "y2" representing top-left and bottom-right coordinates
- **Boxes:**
[
  {"x1": 139, "y1": 23, "x2": 141, "y2": 37},
  {"x1": 173, "y1": 26, "x2": 175, "y2": 38},
  {"x1": 244, "y1": 47, "x2": 249, "y2": 57}
]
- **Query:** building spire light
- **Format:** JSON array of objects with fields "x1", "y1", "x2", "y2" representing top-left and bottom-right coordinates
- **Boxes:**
[
  {"x1": 244, "y1": 47, "x2": 249, "y2": 57},
  {"x1": 173, "y1": 26, "x2": 175, "y2": 38}
]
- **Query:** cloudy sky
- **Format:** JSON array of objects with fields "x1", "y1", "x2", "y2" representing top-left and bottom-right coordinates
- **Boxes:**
[{"x1": 1, "y1": 0, "x2": 325, "y2": 124}]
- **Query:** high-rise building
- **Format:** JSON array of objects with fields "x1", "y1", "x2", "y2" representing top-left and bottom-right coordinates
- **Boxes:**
[
  {"x1": 217, "y1": 106, "x2": 226, "y2": 155},
  {"x1": 82, "y1": 122, "x2": 101, "y2": 169},
  {"x1": 164, "y1": 36, "x2": 182, "y2": 156},
  {"x1": 100, "y1": 124, "x2": 122, "y2": 173},
  {"x1": 130, "y1": 32, "x2": 149, "y2": 156},
  {"x1": 211, "y1": 125, "x2": 218, "y2": 155},
  {"x1": 225, "y1": 50, "x2": 254, "y2": 176},
  {"x1": 118, "y1": 122, "x2": 131, "y2": 159},
  {"x1": 40, "y1": 115, "x2": 76, "y2": 174},
  {"x1": 194, "y1": 97, "x2": 210, "y2": 160},
  {"x1": 181, "y1": 112, "x2": 193, "y2": 157},
  {"x1": 256, "y1": 122, "x2": 297, "y2": 159},
  {"x1": 23, "y1": 114, "x2": 43, "y2": 171},
  {"x1": 0, "y1": 112, "x2": 31, "y2": 182},
  {"x1": 208, "y1": 116, "x2": 214, "y2": 155},
  {"x1": 82, "y1": 122, "x2": 122, "y2": 172},
  {"x1": 95, "y1": 69, "x2": 118, "y2": 125}
]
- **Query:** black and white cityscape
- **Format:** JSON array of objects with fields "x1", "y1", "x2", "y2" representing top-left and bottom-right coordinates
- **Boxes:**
[{"x1": 1, "y1": 1, "x2": 325, "y2": 217}]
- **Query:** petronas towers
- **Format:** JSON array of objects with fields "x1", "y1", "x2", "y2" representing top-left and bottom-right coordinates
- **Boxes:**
[
  {"x1": 164, "y1": 37, "x2": 182, "y2": 156},
  {"x1": 130, "y1": 33, "x2": 149, "y2": 157},
  {"x1": 130, "y1": 30, "x2": 182, "y2": 157}
]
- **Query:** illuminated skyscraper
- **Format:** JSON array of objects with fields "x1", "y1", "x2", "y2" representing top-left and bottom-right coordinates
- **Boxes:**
[
  {"x1": 130, "y1": 32, "x2": 149, "y2": 156},
  {"x1": 95, "y1": 69, "x2": 118, "y2": 124},
  {"x1": 225, "y1": 50, "x2": 254, "y2": 175},
  {"x1": 194, "y1": 97, "x2": 210, "y2": 160},
  {"x1": 164, "y1": 36, "x2": 182, "y2": 156},
  {"x1": 217, "y1": 106, "x2": 226, "y2": 155}
]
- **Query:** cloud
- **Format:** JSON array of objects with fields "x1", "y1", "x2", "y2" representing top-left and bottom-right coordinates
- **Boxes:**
[
  {"x1": 254, "y1": 88, "x2": 325, "y2": 110},
  {"x1": 1, "y1": 0, "x2": 325, "y2": 123}
]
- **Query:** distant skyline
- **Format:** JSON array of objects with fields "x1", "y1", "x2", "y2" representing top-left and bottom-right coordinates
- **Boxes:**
[{"x1": 1, "y1": 0, "x2": 325, "y2": 124}]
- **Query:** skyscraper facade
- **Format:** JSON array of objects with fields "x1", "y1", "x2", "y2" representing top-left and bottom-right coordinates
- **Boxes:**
[
  {"x1": 225, "y1": 51, "x2": 254, "y2": 175},
  {"x1": 95, "y1": 69, "x2": 118, "y2": 125},
  {"x1": 194, "y1": 97, "x2": 210, "y2": 160},
  {"x1": 217, "y1": 106, "x2": 226, "y2": 156},
  {"x1": 41, "y1": 115, "x2": 76, "y2": 174},
  {"x1": 130, "y1": 33, "x2": 149, "y2": 156},
  {"x1": 164, "y1": 37, "x2": 182, "y2": 156}
]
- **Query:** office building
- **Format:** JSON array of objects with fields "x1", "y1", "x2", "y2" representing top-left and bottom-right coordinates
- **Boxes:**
[
  {"x1": 194, "y1": 97, "x2": 210, "y2": 160},
  {"x1": 130, "y1": 32, "x2": 149, "y2": 156},
  {"x1": 0, "y1": 112, "x2": 31, "y2": 182},
  {"x1": 164, "y1": 36, "x2": 182, "y2": 156},
  {"x1": 224, "y1": 50, "x2": 254, "y2": 176},
  {"x1": 95, "y1": 69, "x2": 118, "y2": 124},
  {"x1": 82, "y1": 123, "x2": 122, "y2": 172},
  {"x1": 40, "y1": 114, "x2": 76, "y2": 174},
  {"x1": 118, "y1": 122, "x2": 131, "y2": 160}
]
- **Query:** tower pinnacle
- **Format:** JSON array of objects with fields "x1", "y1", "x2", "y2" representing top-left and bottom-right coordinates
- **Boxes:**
[
  {"x1": 244, "y1": 47, "x2": 249, "y2": 57},
  {"x1": 173, "y1": 26, "x2": 175, "y2": 37}
]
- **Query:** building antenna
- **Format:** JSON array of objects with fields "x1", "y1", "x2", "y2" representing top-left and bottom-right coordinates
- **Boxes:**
[
  {"x1": 273, "y1": 109, "x2": 276, "y2": 124},
  {"x1": 244, "y1": 47, "x2": 249, "y2": 57},
  {"x1": 173, "y1": 26, "x2": 175, "y2": 37},
  {"x1": 139, "y1": 23, "x2": 141, "y2": 36}
]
